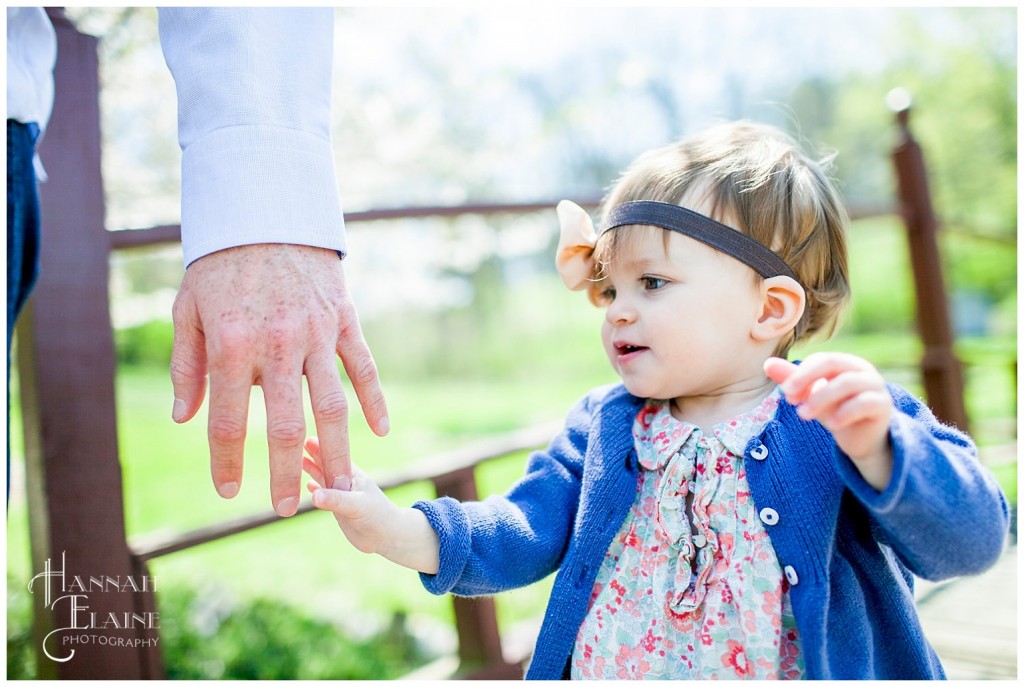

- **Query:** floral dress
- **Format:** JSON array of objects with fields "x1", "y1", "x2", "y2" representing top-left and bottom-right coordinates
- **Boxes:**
[{"x1": 571, "y1": 389, "x2": 804, "y2": 679}]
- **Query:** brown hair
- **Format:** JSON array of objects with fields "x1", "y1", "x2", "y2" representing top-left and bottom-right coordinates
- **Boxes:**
[{"x1": 593, "y1": 120, "x2": 850, "y2": 355}]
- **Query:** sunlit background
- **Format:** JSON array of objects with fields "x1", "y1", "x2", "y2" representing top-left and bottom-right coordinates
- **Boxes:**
[{"x1": 8, "y1": 6, "x2": 1016, "y2": 679}]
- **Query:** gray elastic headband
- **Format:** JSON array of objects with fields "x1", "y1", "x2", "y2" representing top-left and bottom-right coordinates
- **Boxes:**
[{"x1": 600, "y1": 200, "x2": 799, "y2": 282}]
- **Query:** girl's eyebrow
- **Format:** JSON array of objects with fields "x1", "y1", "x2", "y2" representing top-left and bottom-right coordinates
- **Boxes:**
[
  {"x1": 619, "y1": 253, "x2": 681, "y2": 273},
  {"x1": 621, "y1": 256, "x2": 655, "y2": 271}
]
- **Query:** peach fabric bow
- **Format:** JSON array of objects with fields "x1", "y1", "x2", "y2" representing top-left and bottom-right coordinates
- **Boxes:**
[{"x1": 555, "y1": 199, "x2": 601, "y2": 304}]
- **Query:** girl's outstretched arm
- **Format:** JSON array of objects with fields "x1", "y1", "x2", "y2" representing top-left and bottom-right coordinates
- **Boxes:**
[
  {"x1": 766, "y1": 353, "x2": 1009, "y2": 579},
  {"x1": 304, "y1": 437, "x2": 440, "y2": 574}
]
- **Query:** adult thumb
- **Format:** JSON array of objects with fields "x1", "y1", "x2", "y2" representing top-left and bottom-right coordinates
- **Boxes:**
[{"x1": 169, "y1": 299, "x2": 208, "y2": 423}]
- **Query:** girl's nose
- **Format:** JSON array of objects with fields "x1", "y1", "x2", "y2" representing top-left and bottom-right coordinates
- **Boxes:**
[{"x1": 605, "y1": 297, "x2": 636, "y2": 325}]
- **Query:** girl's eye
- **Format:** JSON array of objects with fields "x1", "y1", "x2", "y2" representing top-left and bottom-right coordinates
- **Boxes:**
[
  {"x1": 642, "y1": 276, "x2": 667, "y2": 291},
  {"x1": 597, "y1": 286, "x2": 617, "y2": 304}
]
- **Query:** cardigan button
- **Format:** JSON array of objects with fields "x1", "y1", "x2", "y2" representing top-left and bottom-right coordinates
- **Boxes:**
[
  {"x1": 750, "y1": 444, "x2": 769, "y2": 461},
  {"x1": 784, "y1": 565, "x2": 799, "y2": 586},
  {"x1": 759, "y1": 507, "x2": 780, "y2": 526}
]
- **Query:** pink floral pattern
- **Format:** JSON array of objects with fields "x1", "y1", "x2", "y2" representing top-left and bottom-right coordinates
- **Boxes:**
[{"x1": 571, "y1": 390, "x2": 804, "y2": 679}]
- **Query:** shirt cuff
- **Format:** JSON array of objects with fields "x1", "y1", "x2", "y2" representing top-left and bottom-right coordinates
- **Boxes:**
[
  {"x1": 834, "y1": 415, "x2": 909, "y2": 514},
  {"x1": 180, "y1": 124, "x2": 347, "y2": 266},
  {"x1": 412, "y1": 497, "x2": 471, "y2": 596}
]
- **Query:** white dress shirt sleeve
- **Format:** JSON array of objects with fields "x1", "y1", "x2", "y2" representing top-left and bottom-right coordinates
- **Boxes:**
[
  {"x1": 6, "y1": 7, "x2": 57, "y2": 181},
  {"x1": 157, "y1": 7, "x2": 347, "y2": 266}
]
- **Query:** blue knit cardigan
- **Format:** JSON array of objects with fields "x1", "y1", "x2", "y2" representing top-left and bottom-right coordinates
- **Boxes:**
[{"x1": 413, "y1": 383, "x2": 1009, "y2": 679}]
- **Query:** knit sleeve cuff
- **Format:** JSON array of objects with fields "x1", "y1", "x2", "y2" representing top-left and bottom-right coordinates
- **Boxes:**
[
  {"x1": 412, "y1": 497, "x2": 472, "y2": 595},
  {"x1": 179, "y1": 124, "x2": 347, "y2": 267},
  {"x1": 834, "y1": 414, "x2": 910, "y2": 515}
]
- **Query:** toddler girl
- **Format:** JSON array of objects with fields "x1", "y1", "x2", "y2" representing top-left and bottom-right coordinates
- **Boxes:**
[{"x1": 303, "y1": 121, "x2": 1009, "y2": 679}]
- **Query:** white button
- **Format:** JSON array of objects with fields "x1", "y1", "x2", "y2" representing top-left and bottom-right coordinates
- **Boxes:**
[
  {"x1": 784, "y1": 565, "x2": 799, "y2": 585},
  {"x1": 693, "y1": 534, "x2": 707, "y2": 548},
  {"x1": 750, "y1": 444, "x2": 769, "y2": 461},
  {"x1": 759, "y1": 507, "x2": 780, "y2": 526}
]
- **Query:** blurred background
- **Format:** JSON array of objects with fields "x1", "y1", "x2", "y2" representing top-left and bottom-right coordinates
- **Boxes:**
[{"x1": 7, "y1": 6, "x2": 1016, "y2": 679}]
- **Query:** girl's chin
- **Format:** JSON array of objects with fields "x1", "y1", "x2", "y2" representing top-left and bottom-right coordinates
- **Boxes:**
[{"x1": 620, "y1": 379, "x2": 671, "y2": 400}]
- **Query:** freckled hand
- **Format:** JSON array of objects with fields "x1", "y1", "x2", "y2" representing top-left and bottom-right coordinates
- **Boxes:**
[{"x1": 169, "y1": 243, "x2": 389, "y2": 516}]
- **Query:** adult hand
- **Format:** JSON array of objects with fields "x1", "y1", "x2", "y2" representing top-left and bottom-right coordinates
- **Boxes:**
[{"x1": 169, "y1": 243, "x2": 389, "y2": 516}]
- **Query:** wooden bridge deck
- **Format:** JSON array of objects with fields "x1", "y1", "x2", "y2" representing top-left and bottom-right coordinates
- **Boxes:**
[{"x1": 917, "y1": 542, "x2": 1018, "y2": 680}]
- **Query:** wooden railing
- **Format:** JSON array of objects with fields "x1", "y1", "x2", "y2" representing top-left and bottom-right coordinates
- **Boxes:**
[
  {"x1": 127, "y1": 421, "x2": 565, "y2": 679},
  {"x1": 16, "y1": 9, "x2": 975, "y2": 681}
]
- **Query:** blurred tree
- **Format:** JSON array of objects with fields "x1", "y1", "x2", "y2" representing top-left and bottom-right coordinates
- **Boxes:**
[
  {"x1": 787, "y1": 7, "x2": 1015, "y2": 239},
  {"x1": 783, "y1": 7, "x2": 1015, "y2": 336}
]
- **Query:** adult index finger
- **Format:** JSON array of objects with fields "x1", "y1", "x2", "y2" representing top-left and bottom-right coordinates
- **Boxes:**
[{"x1": 337, "y1": 310, "x2": 389, "y2": 437}]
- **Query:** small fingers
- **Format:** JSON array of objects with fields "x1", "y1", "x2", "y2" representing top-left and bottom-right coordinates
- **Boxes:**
[
  {"x1": 311, "y1": 485, "x2": 358, "y2": 514},
  {"x1": 303, "y1": 455, "x2": 325, "y2": 488},
  {"x1": 777, "y1": 352, "x2": 874, "y2": 405},
  {"x1": 795, "y1": 370, "x2": 883, "y2": 422},
  {"x1": 763, "y1": 357, "x2": 798, "y2": 386},
  {"x1": 305, "y1": 436, "x2": 322, "y2": 460},
  {"x1": 827, "y1": 389, "x2": 893, "y2": 430},
  {"x1": 311, "y1": 485, "x2": 340, "y2": 511}
]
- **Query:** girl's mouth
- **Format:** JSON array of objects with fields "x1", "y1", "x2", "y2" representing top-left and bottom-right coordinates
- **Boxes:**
[{"x1": 614, "y1": 342, "x2": 649, "y2": 357}]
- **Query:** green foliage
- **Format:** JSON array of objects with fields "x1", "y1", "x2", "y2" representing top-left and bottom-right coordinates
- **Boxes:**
[
  {"x1": 115, "y1": 319, "x2": 175, "y2": 368},
  {"x1": 989, "y1": 463, "x2": 1018, "y2": 506},
  {"x1": 787, "y1": 8, "x2": 1017, "y2": 242},
  {"x1": 7, "y1": 576, "x2": 36, "y2": 679},
  {"x1": 942, "y1": 229, "x2": 1017, "y2": 307},
  {"x1": 782, "y1": 9, "x2": 1016, "y2": 347},
  {"x1": 4, "y1": 581, "x2": 433, "y2": 680},
  {"x1": 158, "y1": 586, "x2": 430, "y2": 679}
]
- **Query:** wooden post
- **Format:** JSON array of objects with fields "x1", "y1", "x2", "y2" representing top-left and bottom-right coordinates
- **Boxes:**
[
  {"x1": 888, "y1": 91, "x2": 970, "y2": 432},
  {"x1": 16, "y1": 9, "x2": 162, "y2": 678},
  {"x1": 432, "y1": 468, "x2": 523, "y2": 679}
]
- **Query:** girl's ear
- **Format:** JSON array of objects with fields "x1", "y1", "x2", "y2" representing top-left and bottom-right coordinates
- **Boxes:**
[{"x1": 751, "y1": 276, "x2": 806, "y2": 342}]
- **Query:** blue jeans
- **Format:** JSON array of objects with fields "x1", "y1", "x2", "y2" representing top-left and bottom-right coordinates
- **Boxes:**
[
  {"x1": 7, "y1": 119, "x2": 41, "y2": 348},
  {"x1": 7, "y1": 119, "x2": 42, "y2": 502}
]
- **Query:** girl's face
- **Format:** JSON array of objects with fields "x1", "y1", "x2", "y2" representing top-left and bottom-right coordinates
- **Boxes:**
[{"x1": 597, "y1": 227, "x2": 768, "y2": 403}]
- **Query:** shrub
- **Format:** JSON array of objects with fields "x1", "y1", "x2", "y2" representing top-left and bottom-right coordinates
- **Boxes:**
[{"x1": 5, "y1": 581, "x2": 434, "y2": 680}]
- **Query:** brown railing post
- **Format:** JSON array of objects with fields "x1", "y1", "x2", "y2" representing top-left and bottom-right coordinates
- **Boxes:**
[
  {"x1": 432, "y1": 468, "x2": 524, "y2": 679},
  {"x1": 15, "y1": 9, "x2": 162, "y2": 678},
  {"x1": 888, "y1": 91, "x2": 970, "y2": 431}
]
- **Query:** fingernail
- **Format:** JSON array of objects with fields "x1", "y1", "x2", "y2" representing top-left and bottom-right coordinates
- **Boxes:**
[
  {"x1": 332, "y1": 475, "x2": 351, "y2": 491},
  {"x1": 217, "y1": 481, "x2": 240, "y2": 499},
  {"x1": 379, "y1": 416, "x2": 390, "y2": 435},
  {"x1": 276, "y1": 497, "x2": 299, "y2": 517},
  {"x1": 797, "y1": 405, "x2": 812, "y2": 420},
  {"x1": 172, "y1": 398, "x2": 186, "y2": 422}
]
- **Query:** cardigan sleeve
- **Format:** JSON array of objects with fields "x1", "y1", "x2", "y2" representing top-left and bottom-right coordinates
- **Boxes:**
[
  {"x1": 835, "y1": 383, "x2": 1010, "y2": 581},
  {"x1": 158, "y1": 8, "x2": 347, "y2": 266},
  {"x1": 412, "y1": 391, "x2": 597, "y2": 597}
]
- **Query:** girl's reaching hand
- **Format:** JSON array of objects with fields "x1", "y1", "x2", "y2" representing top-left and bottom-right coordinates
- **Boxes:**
[
  {"x1": 303, "y1": 436, "x2": 396, "y2": 556},
  {"x1": 764, "y1": 353, "x2": 894, "y2": 491},
  {"x1": 304, "y1": 437, "x2": 440, "y2": 573}
]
